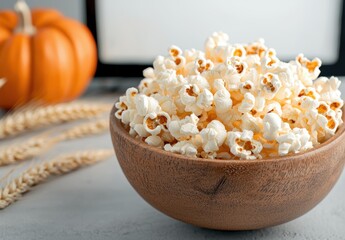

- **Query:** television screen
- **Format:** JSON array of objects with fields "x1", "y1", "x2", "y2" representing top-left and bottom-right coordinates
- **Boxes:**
[{"x1": 96, "y1": 0, "x2": 342, "y2": 65}]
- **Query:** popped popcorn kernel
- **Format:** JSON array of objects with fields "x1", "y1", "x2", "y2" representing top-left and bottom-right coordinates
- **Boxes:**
[
  {"x1": 115, "y1": 32, "x2": 343, "y2": 160},
  {"x1": 179, "y1": 83, "x2": 213, "y2": 116},
  {"x1": 200, "y1": 120, "x2": 227, "y2": 153},
  {"x1": 164, "y1": 141, "x2": 198, "y2": 157},
  {"x1": 260, "y1": 73, "x2": 282, "y2": 99},
  {"x1": 263, "y1": 112, "x2": 284, "y2": 141},
  {"x1": 227, "y1": 56, "x2": 247, "y2": 75},
  {"x1": 115, "y1": 97, "x2": 128, "y2": 119},
  {"x1": 169, "y1": 45, "x2": 183, "y2": 58},
  {"x1": 240, "y1": 80, "x2": 254, "y2": 94},
  {"x1": 262, "y1": 48, "x2": 280, "y2": 71},
  {"x1": 231, "y1": 44, "x2": 246, "y2": 58},
  {"x1": 298, "y1": 88, "x2": 319, "y2": 100},
  {"x1": 226, "y1": 130, "x2": 263, "y2": 160},
  {"x1": 168, "y1": 114, "x2": 199, "y2": 140},
  {"x1": 317, "y1": 102, "x2": 329, "y2": 114},
  {"x1": 143, "y1": 112, "x2": 170, "y2": 135},
  {"x1": 276, "y1": 128, "x2": 313, "y2": 156},
  {"x1": 135, "y1": 94, "x2": 161, "y2": 117},
  {"x1": 145, "y1": 135, "x2": 164, "y2": 148},
  {"x1": 295, "y1": 54, "x2": 322, "y2": 85},
  {"x1": 297, "y1": 54, "x2": 321, "y2": 74},
  {"x1": 238, "y1": 93, "x2": 255, "y2": 113},
  {"x1": 245, "y1": 39, "x2": 267, "y2": 57},
  {"x1": 195, "y1": 57, "x2": 214, "y2": 74}
]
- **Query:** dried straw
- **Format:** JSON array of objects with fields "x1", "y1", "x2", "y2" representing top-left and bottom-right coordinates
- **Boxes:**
[
  {"x1": 0, "y1": 149, "x2": 113, "y2": 209},
  {"x1": 0, "y1": 119, "x2": 109, "y2": 166},
  {"x1": 0, "y1": 102, "x2": 112, "y2": 139}
]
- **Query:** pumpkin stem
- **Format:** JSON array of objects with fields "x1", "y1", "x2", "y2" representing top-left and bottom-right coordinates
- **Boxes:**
[
  {"x1": 14, "y1": 0, "x2": 36, "y2": 35},
  {"x1": 0, "y1": 78, "x2": 6, "y2": 88}
]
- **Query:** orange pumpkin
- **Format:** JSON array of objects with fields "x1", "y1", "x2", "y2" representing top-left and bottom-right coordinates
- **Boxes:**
[{"x1": 0, "y1": 1, "x2": 97, "y2": 108}]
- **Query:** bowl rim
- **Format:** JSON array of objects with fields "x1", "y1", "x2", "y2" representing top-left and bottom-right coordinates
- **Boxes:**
[{"x1": 110, "y1": 105, "x2": 345, "y2": 165}]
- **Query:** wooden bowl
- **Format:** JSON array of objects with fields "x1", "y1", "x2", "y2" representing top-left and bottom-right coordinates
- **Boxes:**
[{"x1": 110, "y1": 106, "x2": 345, "y2": 230}]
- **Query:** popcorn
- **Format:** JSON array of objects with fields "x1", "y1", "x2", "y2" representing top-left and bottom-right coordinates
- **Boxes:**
[
  {"x1": 216, "y1": 152, "x2": 233, "y2": 160},
  {"x1": 115, "y1": 88, "x2": 140, "y2": 124},
  {"x1": 261, "y1": 101, "x2": 282, "y2": 116},
  {"x1": 115, "y1": 32, "x2": 343, "y2": 160},
  {"x1": 135, "y1": 94, "x2": 161, "y2": 116},
  {"x1": 125, "y1": 88, "x2": 138, "y2": 107},
  {"x1": 219, "y1": 108, "x2": 242, "y2": 129},
  {"x1": 261, "y1": 48, "x2": 280, "y2": 72},
  {"x1": 226, "y1": 130, "x2": 263, "y2": 160},
  {"x1": 227, "y1": 56, "x2": 247, "y2": 76},
  {"x1": 200, "y1": 120, "x2": 227, "y2": 153},
  {"x1": 151, "y1": 93, "x2": 177, "y2": 116},
  {"x1": 213, "y1": 57, "x2": 248, "y2": 92},
  {"x1": 238, "y1": 92, "x2": 255, "y2": 113},
  {"x1": 143, "y1": 112, "x2": 170, "y2": 135},
  {"x1": 153, "y1": 56, "x2": 167, "y2": 72},
  {"x1": 263, "y1": 112, "x2": 285, "y2": 141},
  {"x1": 220, "y1": 66, "x2": 241, "y2": 91},
  {"x1": 276, "y1": 128, "x2": 313, "y2": 156},
  {"x1": 187, "y1": 75, "x2": 210, "y2": 90},
  {"x1": 297, "y1": 87, "x2": 320, "y2": 100},
  {"x1": 164, "y1": 141, "x2": 198, "y2": 157},
  {"x1": 157, "y1": 70, "x2": 186, "y2": 94},
  {"x1": 184, "y1": 48, "x2": 205, "y2": 63},
  {"x1": 179, "y1": 84, "x2": 213, "y2": 116},
  {"x1": 120, "y1": 108, "x2": 136, "y2": 125},
  {"x1": 241, "y1": 112, "x2": 263, "y2": 133},
  {"x1": 314, "y1": 76, "x2": 342, "y2": 104},
  {"x1": 214, "y1": 79, "x2": 232, "y2": 114},
  {"x1": 299, "y1": 95, "x2": 319, "y2": 112},
  {"x1": 199, "y1": 151, "x2": 217, "y2": 159},
  {"x1": 245, "y1": 54, "x2": 261, "y2": 69},
  {"x1": 296, "y1": 54, "x2": 321, "y2": 84},
  {"x1": 205, "y1": 32, "x2": 229, "y2": 51},
  {"x1": 130, "y1": 115, "x2": 149, "y2": 138},
  {"x1": 145, "y1": 135, "x2": 164, "y2": 148},
  {"x1": 205, "y1": 32, "x2": 229, "y2": 62},
  {"x1": 169, "y1": 45, "x2": 183, "y2": 58},
  {"x1": 239, "y1": 80, "x2": 255, "y2": 94},
  {"x1": 245, "y1": 38, "x2": 267, "y2": 57},
  {"x1": 316, "y1": 109, "x2": 340, "y2": 140},
  {"x1": 168, "y1": 114, "x2": 199, "y2": 140},
  {"x1": 253, "y1": 95, "x2": 266, "y2": 112},
  {"x1": 143, "y1": 67, "x2": 155, "y2": 79},
  {"x1": 138, "y1": 78, "x2": 160, "y2": 95},
  {"x1": 167, "y1": 45, "x2": 186, "y2": 73},
  {"x1": 260, "y1": 73, "x2": 282, "y2": 100},
  {"x1": 229, "y1": 44, "x2": 246, "y2": 59},
  {"x1": 115, "y1": 96, "x2": 129, "y2": 120},
  {"x1": 193, "y1": 57, "x2": 214, "y2": 74},
  {"x1": 282, "y1": 105, "x2": 301, "y2": 127}
]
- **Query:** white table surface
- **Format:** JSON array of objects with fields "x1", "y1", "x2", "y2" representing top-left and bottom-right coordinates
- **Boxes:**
[{"x1": 0, "y1": 79, "x2": 345, "y2": 240}]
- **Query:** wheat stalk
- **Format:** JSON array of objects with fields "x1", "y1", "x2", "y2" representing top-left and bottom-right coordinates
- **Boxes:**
[
  {"x1": 0, "y1": 149, "x2": 113, "y2": 209},
  {"x1": 0, "y1": 102, "x2": 112, "y2": 139},
  {"x1": 0, "y1": 135, "x2": 55, "y2": 166},
  {"x1": 0, "y1": 119, "x2": 109, "y2": 166},
  {"x1": 54, "y1": 119, "x2": 109, "y2": 141}
]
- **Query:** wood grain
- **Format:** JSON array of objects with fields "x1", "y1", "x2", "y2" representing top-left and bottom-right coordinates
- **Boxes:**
[{"x1": 110, "y1": 106, "x2": 345, "y2": 230}]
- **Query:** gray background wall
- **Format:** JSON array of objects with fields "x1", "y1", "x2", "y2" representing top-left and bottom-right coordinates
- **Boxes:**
[{"x1": 0, "y1": 0, "x2": 84, "y2": 22}]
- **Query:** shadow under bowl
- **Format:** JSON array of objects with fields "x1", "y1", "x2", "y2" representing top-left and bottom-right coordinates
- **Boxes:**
[{"x1": 110, "y1": 106, "x2": 345, "y2": 230}]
